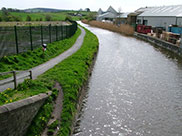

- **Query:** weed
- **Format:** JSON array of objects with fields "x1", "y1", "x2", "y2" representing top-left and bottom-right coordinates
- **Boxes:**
[{"x1": 82, "y1": 20, "x2": 134, "y2": 36}]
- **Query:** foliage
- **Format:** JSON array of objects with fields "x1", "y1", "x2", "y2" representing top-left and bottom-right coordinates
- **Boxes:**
[
  {"x1": 0, "y1": 28, "x2": 81, "y2": 80},
  {"x1": 45, "y1": 14, "x2": 52, "y2": 21},
  {"x1": 65, "y1": 15, "x2": 72, "y2": 21},
  {"x1": 0, "y1": 26, "x2": 99, "y2": 136},
  {"x1": 85, "y1": 12, "x2": 96, "y2": 21},
  {"x1": 26, "y1": 15, "x2": 32, "y2": 21},
  {"x1": 82, "y1": 20, "x2": 134, "y2": 36},
  {"x1": 0, "y1": 11, "x2": 95, "y2": 23},
  {"x1": 26, "y1": 88, "x2": 59, "y2": 136}
]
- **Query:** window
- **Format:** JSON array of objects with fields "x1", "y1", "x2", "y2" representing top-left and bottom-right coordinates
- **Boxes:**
[
  {"x1": 143, "y1": 20, "x2": 148, "y2": 25},
  {"x1": 137, "y1": 19, "x2": 141, "y2": 24}
]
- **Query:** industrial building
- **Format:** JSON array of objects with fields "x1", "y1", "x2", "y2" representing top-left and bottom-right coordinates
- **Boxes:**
[{"x1": 137, "y1": 5, "x2": 182, "y2": 31}]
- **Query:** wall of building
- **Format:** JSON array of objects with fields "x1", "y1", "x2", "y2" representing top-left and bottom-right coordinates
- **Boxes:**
[
  {"x1": 137, "y1": 16, "x2": 180, "y2": 30},
  {"x1": 0, "y1": 92, "x2": 51, "y2": 136}
]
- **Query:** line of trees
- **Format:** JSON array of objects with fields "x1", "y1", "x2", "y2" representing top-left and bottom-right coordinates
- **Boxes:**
[
  {"x1": 0, "y1": 7, "x2": 21, "y2": 21},
  {"x1": 0, "y1": 7, "x2": 53, "y2": 22}
]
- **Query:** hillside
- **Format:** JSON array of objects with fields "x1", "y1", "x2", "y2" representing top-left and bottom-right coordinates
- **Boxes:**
[{"x1": 24, "y1": 8, "x2": 65, "y2": 13}]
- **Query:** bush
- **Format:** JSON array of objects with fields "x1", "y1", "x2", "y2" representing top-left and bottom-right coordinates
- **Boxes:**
[
  {"x1": 65, "y1": 15, "x2": 72, "y2": 21},
  {"x1": 85, "y1": 13, "x2": 96, "y2": 21},
  {"x1": 26, "y1": 15, "x2": 31, "y2": 21},
  {"x1": 45, "y1": 15, "x2": 52, "y2": 21}
]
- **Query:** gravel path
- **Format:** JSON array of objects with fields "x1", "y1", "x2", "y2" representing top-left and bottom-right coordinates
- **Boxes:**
[{"x1": 0, "y1": 26, "x2": 85, "y2": 92}]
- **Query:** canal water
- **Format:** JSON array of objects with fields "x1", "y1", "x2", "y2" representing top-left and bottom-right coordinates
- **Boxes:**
[{"x1": 73, "y1": 22, "x2": 182, "y2": 136}]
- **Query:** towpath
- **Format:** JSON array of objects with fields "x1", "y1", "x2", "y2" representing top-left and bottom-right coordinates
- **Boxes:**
[{"x1": 0, "y1": 26, "x2": 85, "y2": 92}]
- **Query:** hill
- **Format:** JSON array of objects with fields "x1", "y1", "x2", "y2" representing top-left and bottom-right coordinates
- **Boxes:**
[{"x1": 24, "y1": 8, "x2": 65, "y2": 13}]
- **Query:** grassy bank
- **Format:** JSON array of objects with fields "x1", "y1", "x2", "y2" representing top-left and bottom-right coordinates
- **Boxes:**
[
  {"x1": 0, "y1": 28, "x2": 81, "y2": 80},
  {"x1": 82, "y1": 20, "x2": 134, "y2": 36},
  {"x1": 0, "y1": 26, "x2": 99, "y2": 135}
]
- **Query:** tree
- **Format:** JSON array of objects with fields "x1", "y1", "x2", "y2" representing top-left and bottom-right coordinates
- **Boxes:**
[
  {"x1": 85, "y1": 13, "x2": 96, "y2": 21},
  {"x1": 45, "y1": 15, "x2": 52, "y2": 21},
  {"x1": 65, "y1": 15, "x2": 72, "y2": 21},
  {"x1": 118, "y1": 7, "x2": 122, "y2": 14},
  {"x1": 26, "y1": 15, "x2": 32, "y2": 21},
  {"x1": 0, "y1": 16, "x2": 2, "y2": 22}
]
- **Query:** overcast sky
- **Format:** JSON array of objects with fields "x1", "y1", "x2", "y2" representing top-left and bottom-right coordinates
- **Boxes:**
[{"x1": 0, "y1": 0, "x2": 182, "y2": 12}]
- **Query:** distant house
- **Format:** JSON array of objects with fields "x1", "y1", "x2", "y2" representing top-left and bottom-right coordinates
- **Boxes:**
[
  {"x1": 137, "y1": 5, "x2": 182, "y2": 30},
  {"x1": 97, "y1": 6, "x2": 118, "y2": 22}
]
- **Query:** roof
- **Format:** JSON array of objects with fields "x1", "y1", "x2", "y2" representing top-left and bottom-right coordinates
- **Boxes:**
[
  {"x1": 139, "y1": 5, "x2": 182, "y2": 17},
  {"x1": 107, "y1": 6, "x2": 117, "y2": 14},
  {"x1": 135, "y1": 7, "x2": 153, "y2": 13},
  {"x1": 98, "y1": 8, "x2": 103, "y2": 15},
  {"x1": 98, "y1": 12, "x2": 117, "y2": 19},
  {"x1": 117, "y1": 12, "x2": 130, "y2": 18}
]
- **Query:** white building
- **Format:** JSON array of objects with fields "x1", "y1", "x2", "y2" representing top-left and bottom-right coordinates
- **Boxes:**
[
  {"x1": 97, "y1": 6, "x2": 118, "y2": 22},
  {"x1": 137, "y1": 5, "x2": 182, "y2": 30}
]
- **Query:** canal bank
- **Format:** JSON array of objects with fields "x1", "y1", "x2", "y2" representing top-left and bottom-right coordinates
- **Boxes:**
[
  {"x1": 134, "y1": 32, "x2": 182, "y2": 57},
  {"x1": 73, "y1": 22, "x2": 182, "y2": 136}
]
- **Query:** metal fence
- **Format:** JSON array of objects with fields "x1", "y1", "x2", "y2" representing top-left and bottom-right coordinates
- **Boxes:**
[{"x1": 0, "y1": 21, "x2": 77, "y2": 58}]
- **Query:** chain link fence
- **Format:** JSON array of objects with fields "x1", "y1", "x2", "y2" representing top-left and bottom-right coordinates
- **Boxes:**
[{"x1": 0, "y1": 21, "x2": 77, "y2": 58}]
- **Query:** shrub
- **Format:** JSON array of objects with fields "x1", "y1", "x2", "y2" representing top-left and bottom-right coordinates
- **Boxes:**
[
  {"x1": 65, "y1": 15, "x2": 72, "y2": 21},
  {"x1": 45, "y1": 15, "x2": 52, "y2": 21},
  {"x1": 26, "y1": 15, "x2": 31, "y2": 21}
]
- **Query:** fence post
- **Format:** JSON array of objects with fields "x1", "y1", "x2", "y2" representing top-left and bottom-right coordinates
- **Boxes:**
[
  {"x1": 41, "y1": 25, "x2": 43, "y2": 46},
  {"x1": 29, "y1": 70, "x2": 32, "y2": 79},
  {"x1": 66, "y1": 26, "x2": 68, "y2": 38},
  {"x1": 14, "y1": 26, "x2": 19, "y2": 54},
  {"x1": 29, "y1": 26, "x2": 33, "y2": 51},
  {"x1": 61, "y1": 26, "x2": 63, "y2": 40},
  {"x1": 13, "y1": 71, "x2": 17, "y2": 89},
  {"x1": 56, "y1": 25, "x2": 58, "y2": 41},
  {"x1": 49, "y1": 24, "x2": 52, "y2": 43}
]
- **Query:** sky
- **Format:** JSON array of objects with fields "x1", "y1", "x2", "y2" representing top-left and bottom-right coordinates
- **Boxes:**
[{"x1": 0, "y1": 0, "x2": 182, "y2": 12}]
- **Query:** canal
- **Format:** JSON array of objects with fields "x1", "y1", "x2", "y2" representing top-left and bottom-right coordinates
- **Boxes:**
[{"x1": 73, "y1": 22, "x2": 182, "y2": 136}]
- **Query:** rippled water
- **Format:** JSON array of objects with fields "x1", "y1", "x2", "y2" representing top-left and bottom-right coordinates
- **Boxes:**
[{"x1": 73, "y1": 22, "x2": 182, "y2": 136}]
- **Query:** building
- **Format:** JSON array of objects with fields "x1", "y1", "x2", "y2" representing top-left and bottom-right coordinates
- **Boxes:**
[
  {"x1": 97, "y1": 6, "x2": 118, "y2": 22},
  {"x1": 115, "y1": 13, "x2": 130, "y2": 25},
  {"x1": 137, "y1": 5, "x2": 182, "y2": 31}
]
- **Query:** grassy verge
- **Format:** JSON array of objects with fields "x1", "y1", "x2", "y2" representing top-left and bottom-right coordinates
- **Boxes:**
[
  {"x1": 0, "y1": 28, "x2": 81, "y2": 80},
  {"x1": 0, "y1": 26, "x2": 99, "y2": 135},
  {"x1": 82, "y1": 19, "x2": 134, "y2": 36}
]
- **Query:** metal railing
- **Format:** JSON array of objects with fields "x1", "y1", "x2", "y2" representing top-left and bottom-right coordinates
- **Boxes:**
[{"x1": 0, "y1": 70, "x2": 32, "y2": 89}]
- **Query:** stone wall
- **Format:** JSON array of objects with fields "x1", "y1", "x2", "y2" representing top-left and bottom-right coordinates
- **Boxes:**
[
  {"x1": 0, "y1": 92, "x2": 51, "y2": 136},
  {"x1": 134, "y1": 32, "x2": 182, "y2": 57}
]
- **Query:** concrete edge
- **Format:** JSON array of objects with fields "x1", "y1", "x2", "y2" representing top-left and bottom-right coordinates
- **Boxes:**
[{"x1": 0, "y1": 91, "x2": 52, "y2": 114}]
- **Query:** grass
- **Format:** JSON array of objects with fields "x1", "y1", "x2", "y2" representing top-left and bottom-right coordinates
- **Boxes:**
[
  {"x1": 0, "y1": 28, "x2": 81, "y2": 80},
  {"x1": 82, "y1": 19, "x2": 134, "y2": 36},
  {"x1": 26, "y1": 88, "x2": 59, "y2": 136},
  {"x1": 0, "y1": 11, "x2": 93, "y2": 23},
  {"x1": 0, "y1": 26, "x2": 99, "y2": 135}
]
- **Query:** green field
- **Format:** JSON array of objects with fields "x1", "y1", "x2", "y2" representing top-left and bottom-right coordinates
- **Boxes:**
[{"x1": 0, "y1": 11, "x2": 94, "y2": 22}]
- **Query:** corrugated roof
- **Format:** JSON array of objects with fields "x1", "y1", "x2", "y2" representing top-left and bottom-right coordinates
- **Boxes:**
[{"x1": 139, "y1": 5, "x2": 182, "y2": 17}]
